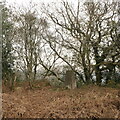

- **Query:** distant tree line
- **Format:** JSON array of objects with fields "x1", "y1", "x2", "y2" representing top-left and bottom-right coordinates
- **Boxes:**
[{"x1": 2, "y1": 1, "x2": 120, "y2": 89}]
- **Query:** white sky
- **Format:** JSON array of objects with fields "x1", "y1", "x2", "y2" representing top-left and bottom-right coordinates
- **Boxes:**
[
  {"x1": 4, "y1": 0, "x2": 82, "y2": 13},
  {"x1": 4, "y1": 0, "x2": 119, "y2": 9},
  {"x1": 5, "y1": 0, "x2": 76, "y2": 5},
  {"x1": 5, "y1": 0, "x2": 119, "y2": 4}
]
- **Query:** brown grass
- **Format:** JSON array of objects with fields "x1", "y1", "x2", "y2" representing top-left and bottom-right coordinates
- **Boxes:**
[{"x1": 2, "y1": 81, "x2": 120, "y2": 118}]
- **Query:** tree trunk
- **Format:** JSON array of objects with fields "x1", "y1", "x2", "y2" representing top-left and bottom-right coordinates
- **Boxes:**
[
  {"x1": 81, "y1": 53, "x2": 90, "y2": 84},
  {"x1": 93, "y1": 46, "x2": 102, "y2": 85},
  {"x1": 95, "y1": 65, "x2": 102, "y2": 85}
]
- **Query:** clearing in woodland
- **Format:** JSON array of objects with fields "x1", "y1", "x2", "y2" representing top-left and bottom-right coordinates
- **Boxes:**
[{"x1": 2, "y1": 81, "x2": 120, "y2": 118}]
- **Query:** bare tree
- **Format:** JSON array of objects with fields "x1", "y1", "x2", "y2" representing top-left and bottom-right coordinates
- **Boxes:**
[
  {"x1": 12, "y1": 3, "x2": 47, "y2": 88},
  {"x1": 42, "y1": 1, "x2": 92, "y2": 84},
  {"x1": 42, "y1": 0, "x2": 119, "y2": 85},
  {"x1": 84, "y1": 1, "x2": 119, "y2": 85}
]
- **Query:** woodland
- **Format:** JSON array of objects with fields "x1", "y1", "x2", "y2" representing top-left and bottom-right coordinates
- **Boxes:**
[{"x1": 1, "y1": 0, "x2": 120, "y2": 119}]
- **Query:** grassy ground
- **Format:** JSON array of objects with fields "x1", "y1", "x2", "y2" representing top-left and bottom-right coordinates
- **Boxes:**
[{"x1": 2, "y1": 81, "x2": 120, "y2": 118}]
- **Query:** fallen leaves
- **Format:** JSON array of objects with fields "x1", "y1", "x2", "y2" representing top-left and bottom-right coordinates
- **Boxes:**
[{"x1": 2, "y1": 84, "x2": 120, "y2": 118}]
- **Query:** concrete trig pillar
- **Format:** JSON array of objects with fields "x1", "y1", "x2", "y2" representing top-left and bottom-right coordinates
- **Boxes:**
[{"x1": 65, "y1": 70, "x2": 77, "y2": 89}]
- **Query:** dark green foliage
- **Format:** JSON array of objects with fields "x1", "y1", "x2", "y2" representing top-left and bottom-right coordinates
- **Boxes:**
[{"x1": 2, "y1": 3, "x2": 15, "y2": 86}]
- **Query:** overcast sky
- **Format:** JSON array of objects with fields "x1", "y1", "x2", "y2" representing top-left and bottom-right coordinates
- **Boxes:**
[
  {"x1": 6, "y1": 0, "x2": 76, "y2": 5},
  {"x1": 6, "y1": 0, "x2": 111, "y2": 7},
  {"x1": 4, "y1": 0, "x2": 83, "y2": 12},
  {"x1": 5, "y1": 0, "x2": 118, "y2": 8}
]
